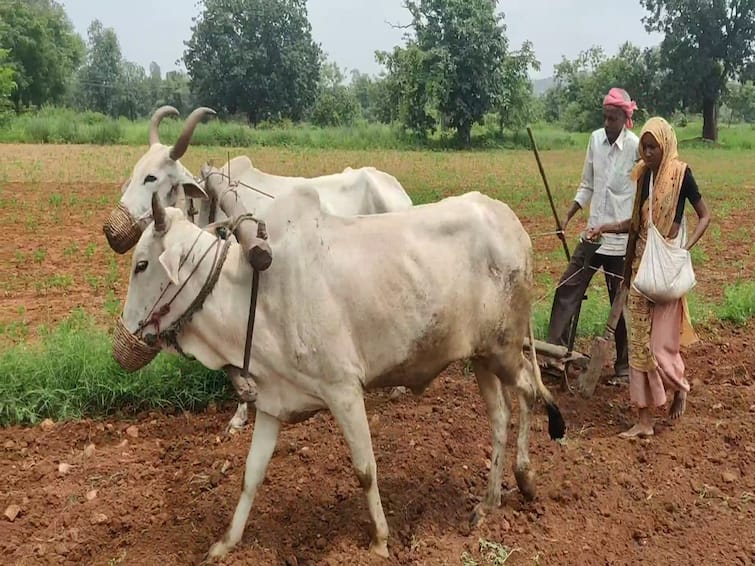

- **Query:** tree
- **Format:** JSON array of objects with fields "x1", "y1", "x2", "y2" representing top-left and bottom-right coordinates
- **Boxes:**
[
  {"x1": 0, "y1": 0, "x2": 84, "y2": 110},
  {"x1": 404, "y1": 0, "x2": 509, "y2": 145},
  {"x1": 0, "y1": 49, "x2": 16, "y2": 121},
  {"x1": 183, "y1": 0, "x2": 322, "y2": 125},
  {"x1": 309, "y1": 61, "x2": 361, "y2": 127},
  {"x1": 641, "y1": 0, "x2": 755, "y2": 141},
  {"x1": 544, "y1": 43, "x2": 666, "y2": 131},
  {"x1": 116, "y1": 61, "x2": 149, "y2": 120},
  {"x1": 77, "y1": 20, "x2": 124, "y2": 116},
  {"x1": 496, "y1": 41, "x2": 540, "y2": 132},
  {"x1": 376, "y1": 44, "x2": 435, "y2": 136},
  {"x1": 724, "y1": 81, "x2": 755, "y2": 122}
]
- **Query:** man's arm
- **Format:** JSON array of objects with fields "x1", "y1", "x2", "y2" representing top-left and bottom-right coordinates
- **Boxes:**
[{"x1": 566, "y1": 136, "x2": 594, "y2": 229}]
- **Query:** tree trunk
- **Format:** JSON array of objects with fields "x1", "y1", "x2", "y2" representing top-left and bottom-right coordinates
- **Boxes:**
[
  {"x1": 702, "y1": 98, "x2": 718, "y2": 142},
  {"x1": 457, "y1": 122, "x2": 472, "y2": 148}
]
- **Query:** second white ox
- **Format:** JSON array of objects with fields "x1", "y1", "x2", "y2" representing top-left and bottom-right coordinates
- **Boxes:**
[
  {"x1": 116, "y1": 187, "x2": 566, "y2": 560},
  {"x1": 102, "y1": 105, "x2": 413, "y2": 432}
]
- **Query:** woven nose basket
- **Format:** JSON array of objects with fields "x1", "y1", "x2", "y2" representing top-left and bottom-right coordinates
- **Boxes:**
[
  {"x1": 103, "y1": 204, "x2": 142, "y2": 254},
  {"x1": 112, "y1": 318, "x2": 159, "y2": 372}
]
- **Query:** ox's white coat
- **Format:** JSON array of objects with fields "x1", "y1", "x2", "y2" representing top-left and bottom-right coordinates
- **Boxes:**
[{"x1": 120, "y1": 187, "x2": 564, "y2": 559}]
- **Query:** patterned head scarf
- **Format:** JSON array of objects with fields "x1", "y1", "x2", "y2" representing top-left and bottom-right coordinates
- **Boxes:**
[{"x1": 631, "y1": 116, "x2": 679, "y2": 182}]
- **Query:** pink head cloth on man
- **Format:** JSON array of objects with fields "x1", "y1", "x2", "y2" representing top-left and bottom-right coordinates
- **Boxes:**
[{"x1": 603, "y1": 87, "x2": 638, "y2": 129}]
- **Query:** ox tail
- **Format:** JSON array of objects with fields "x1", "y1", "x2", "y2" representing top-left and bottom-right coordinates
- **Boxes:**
[{"x1": 528, "y1": 320, "x2": 566, "y2": 440}]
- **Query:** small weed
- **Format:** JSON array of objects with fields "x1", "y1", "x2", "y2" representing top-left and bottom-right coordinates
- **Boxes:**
[
  {"x1": 48, "y1": 193, "x2": 63, "y2": 207},
  {"x1": 13, "y1": 250, "x2": 26, "y2": 263},
  {"x1": 0, "y1": 320, "x2": 30, "y2": 340},
  {"x1": 462, "y1": 539, "x2": 520, "y2": 566},
  {"x1": 85, "y1": 273, "x2": 102, "y2": 292},
  {"x1": 716, "y1": 280, "x2": 755, "y2": 324},
  {"x1": 35, "y1": 274, "x2": 74, "y2": 293},
  {"x1": 85, "y1": 242, "x2": 97, "y2": 258},
  {"x1": 32, "y1": 248, "x2": 46, "y2": 263},
  {"x1": 63, "y1": 243, "x2": 80, "y2": 257},
  {"x1": 690, "y1": 245, "x2": 709, "y2": 264}
]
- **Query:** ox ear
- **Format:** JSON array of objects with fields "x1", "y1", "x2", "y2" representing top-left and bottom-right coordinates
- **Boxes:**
[
  {"x1": 175, "y1": 168, "x2": 208, "y2": 200},
  {"x1": 158, "y1": 242, "x2": 186, "y2": 286},
  {"x1": 183, "y1": 180, "x2": 208, "y2": 200}
]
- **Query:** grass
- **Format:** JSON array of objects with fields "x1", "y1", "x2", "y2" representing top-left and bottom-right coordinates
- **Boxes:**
[
  {"x1": 0, "y1": 309, "x2": 231, "y2": 426},
  {"x1": 1, "y1": 106, "x2": 754, "y2": 151}
]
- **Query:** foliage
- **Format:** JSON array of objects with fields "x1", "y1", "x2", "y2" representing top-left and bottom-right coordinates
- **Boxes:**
[
  {"x1": 73, "y1": 20, "x2": 124, "y2": 116},
  {"x1": 309, "y1": 61, "x2": 361, "y2": 127},
  {"x1": 496, "y1": 41, "x2": 541, "y2": 132},
  {"x1": 0, "y1": 0, "x2": 85, "y2": 111},
  {"x1": 0, "y1": 48, "x2": 16, "y2": 122},
  {"x1": 376, "y1": 43, "x2": 436, "y2": 138},
  {"x1": 723, "y1": 81, "x2": 755, "y2": 123},
  {"x1": 640, "y1": 0, "x2": 755, "y2": 141},
  {"x1": 544, "y1": 43, "x2": 665, "y2": 132},
  {"x1": 183, "y1": 0, "x2": 322, "y2": 125},
  {"x1": 405, "y1": 0, "x2": 509, "y2": 145}
]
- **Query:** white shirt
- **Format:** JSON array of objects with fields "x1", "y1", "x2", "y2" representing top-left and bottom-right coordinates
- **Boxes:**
[{"x1": 574, "y1": 127, "x2": 640, "y2": 256}]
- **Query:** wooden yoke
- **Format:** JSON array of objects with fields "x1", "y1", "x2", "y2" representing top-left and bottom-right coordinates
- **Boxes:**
[{"x1": 201, "y1": 164, "x2": 273, "y2": 272}]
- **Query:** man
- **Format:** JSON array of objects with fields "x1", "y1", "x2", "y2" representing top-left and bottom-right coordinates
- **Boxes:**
[{"x1": 547, "y1": 87, "x2": 640, "y2": 380}]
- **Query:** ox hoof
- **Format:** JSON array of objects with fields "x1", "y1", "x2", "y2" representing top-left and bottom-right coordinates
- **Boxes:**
[
  {"x1": 515, "y1": 469, "x2": 537, "y2": 501},
  {"x1": 369, "y1": 539, "x2": 389, "y2": 558},
  {"x1": 470, "y1": 502, "x2": 491, "y2": 529},
  {"x1": 206, "y1": 541, "x2": 231, "y2": 561}
]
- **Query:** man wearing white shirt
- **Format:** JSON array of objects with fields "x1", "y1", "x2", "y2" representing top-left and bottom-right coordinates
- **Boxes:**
[{"x1": 547, "y1": 88, "x2": 640, "y2": 379}]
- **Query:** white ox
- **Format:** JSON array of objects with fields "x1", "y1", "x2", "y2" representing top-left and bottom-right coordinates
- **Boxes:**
[
  {"x1": 102, "y1": 105, "x2": 414, "y2": 432},
  {"x1": 115, "y1": 188, "x2": 566, "y2": 560}
]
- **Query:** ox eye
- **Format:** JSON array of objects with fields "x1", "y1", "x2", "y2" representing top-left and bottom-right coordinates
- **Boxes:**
[
  {"x1": 144, "y1": 174, "x2": 157, "y2": 184},
  {"x1": 134, "y1": 260, "x2": 148, "y2": 274}
]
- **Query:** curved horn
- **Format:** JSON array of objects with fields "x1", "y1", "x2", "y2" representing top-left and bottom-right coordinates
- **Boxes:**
[
  {"x1": 148, "y1": 106, "x2": 180, "y2": 146},
  {"x1": 169, "y1": 106, "x2": 217, "y2": 161},
  {"x1": 151, "y1": 192, "x2": 167, "y2": 234}
]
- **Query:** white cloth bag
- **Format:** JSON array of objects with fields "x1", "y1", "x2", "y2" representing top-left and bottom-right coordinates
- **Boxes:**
[{"x1": 631, "y1": 172, "x2": 697, "y2": 304}]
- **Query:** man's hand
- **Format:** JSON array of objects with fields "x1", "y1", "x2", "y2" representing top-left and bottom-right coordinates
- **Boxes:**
[{"x1": 585, "y1": 225, "x2": 603, "y2": 241}]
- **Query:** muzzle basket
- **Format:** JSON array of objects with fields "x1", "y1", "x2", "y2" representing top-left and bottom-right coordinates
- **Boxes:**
[
  {"x1": 103, "y1": 203, "x2": 142, "y2": 254},
  {"x1": 112, "y1": 318, "x2": 159, "y2": 372}
]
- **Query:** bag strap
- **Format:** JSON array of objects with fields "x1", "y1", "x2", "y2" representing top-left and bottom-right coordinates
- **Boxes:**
[{"x1": 648, "y1": 172, "x2": 654, "y2": 227}]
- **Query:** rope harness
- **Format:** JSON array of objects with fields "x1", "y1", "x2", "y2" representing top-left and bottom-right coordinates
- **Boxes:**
[{"x1": 135, "y1": 214, "x2": 262, "y2": 360}]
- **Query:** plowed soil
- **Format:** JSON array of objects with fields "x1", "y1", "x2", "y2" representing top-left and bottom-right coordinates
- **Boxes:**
[{"x1": 2, "y1": 320, "x2": 754, "y2": 566}]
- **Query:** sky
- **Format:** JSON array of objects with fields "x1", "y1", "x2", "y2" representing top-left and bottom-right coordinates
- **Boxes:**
[{"x1": 58, "y1": 0, "x2": 663, "y2": 80}]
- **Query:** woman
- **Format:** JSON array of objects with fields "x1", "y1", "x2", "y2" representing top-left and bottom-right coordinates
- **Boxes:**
[{"x1": 586, "y1": 116, "x2": 711, "y2": 438}]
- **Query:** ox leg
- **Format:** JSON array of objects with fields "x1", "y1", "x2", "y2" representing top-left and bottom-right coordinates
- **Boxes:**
[
  {"x1": 224, "y1": 366, "x2": 258, "y2": 435},
  {"x1": 329, "y1": 393, "x2": 389, "y2": 558},
  {"x1": 471, "y1": 359, "x2": 512, "y2": 527},
  {"x1": 514, "y1": 389, "x2": 536, "y2": 500},
  {"x1": 207, "y1": 410, "x2": 280, "y2": 560}
]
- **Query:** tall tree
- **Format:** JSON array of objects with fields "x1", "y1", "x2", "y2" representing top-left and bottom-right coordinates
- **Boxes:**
[
  {"x1": 496, "y1": 40, "x2": 540, "y2": 132},
  {"x1": 641, "y1": 0, "x2": 755, "y2": 141},
  {"x1": 0, "y1": 49, "x2": 16, "y2": 120},
  {"x1": 183, "y1": 0, "x2": 322, "y2": 125},
  {"x1": 0, "y1": 0, "x2": 84, "y2": 110},
  {"x1": 77, "y1": 20, "x2": 124, "y2": 116},
  {"x1": 405, "y1": 0, "x2": 509, "y2": 145}
]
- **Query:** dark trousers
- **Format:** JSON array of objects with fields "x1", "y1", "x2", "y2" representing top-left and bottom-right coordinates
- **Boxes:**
[{"x1": 547, "y1": 241, "x2": 629, "y2": 373}]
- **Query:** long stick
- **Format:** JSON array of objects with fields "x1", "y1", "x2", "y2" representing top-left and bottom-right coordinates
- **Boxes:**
[
  {"x1": 526, "y1": 126, "x2": 585, "y2": 354},
  {"x1": 526, "y1": 126, "x2": 570, "y2": 261}
]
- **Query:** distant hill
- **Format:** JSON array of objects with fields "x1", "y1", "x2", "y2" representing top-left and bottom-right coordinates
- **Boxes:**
[{"x1": 532, "y1": 76, "x2": 556, "y2": 95}]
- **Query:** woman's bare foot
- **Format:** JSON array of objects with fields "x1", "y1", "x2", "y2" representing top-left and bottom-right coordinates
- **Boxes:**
[
  {"x1": 619, "y1": 423, "x2": 655, "y2": 438},
  {"x1": 669, "y1": 391, "x2": 687, "y2": 420}
]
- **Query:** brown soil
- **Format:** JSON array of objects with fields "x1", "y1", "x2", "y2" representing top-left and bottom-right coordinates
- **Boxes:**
[{"x1": 2, "y1": 320, "x2": 754, "y2": 566}]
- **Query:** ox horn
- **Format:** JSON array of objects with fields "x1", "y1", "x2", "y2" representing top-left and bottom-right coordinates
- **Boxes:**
[
  {"x1": 169, "y1": 106, "x2": 217, "y2": 161},
  {"x1": 149, "y1": 105, "x2": 180, "y2": 146},
  {"x1": 151, "y1": 192, "x2": 167, "y2": 234}
]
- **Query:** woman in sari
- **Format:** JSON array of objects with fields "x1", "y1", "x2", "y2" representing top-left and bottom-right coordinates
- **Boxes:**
[{"x1": 587, "y1": 116, "x2": 711, "y2": 438}]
